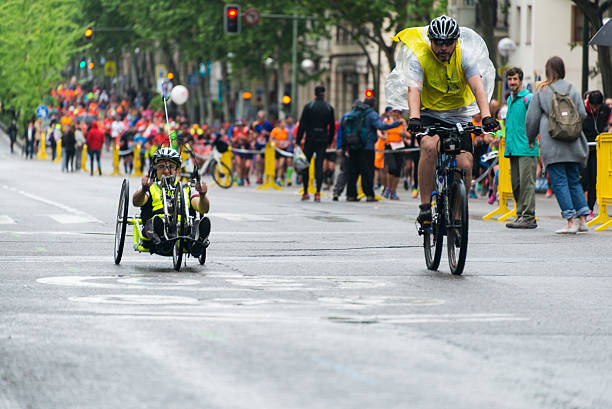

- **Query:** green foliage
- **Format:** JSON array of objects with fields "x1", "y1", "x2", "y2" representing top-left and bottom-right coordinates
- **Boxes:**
[
  {"x1": 0, "y1": 0, "x2": 86, "y2": 125},
  {"x1": 148, "y1": 93, "x2": 163, "y2": 111}
]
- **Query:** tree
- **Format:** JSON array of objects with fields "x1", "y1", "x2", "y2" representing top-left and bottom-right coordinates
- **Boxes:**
[
  {"x1": 0, "y1": 0, "x2": 85, "y2": 126},
  {"x1": 572, "y1": 0, "x2": 612, "y2": 96}
]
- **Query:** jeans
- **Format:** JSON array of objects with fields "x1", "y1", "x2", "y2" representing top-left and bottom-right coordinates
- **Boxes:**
[
  {"x1": 89, "y1": 149, "x2": 102, "y2": 175},
  {"x1": 547, "y1": 162, "x2": 590, "y2": 219}
]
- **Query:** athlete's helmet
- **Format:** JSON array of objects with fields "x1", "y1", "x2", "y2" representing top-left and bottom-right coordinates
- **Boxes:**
[
  {"x1": 428, "y1": 15, "x2": 460, "y2": 41},
  {"x1": 152, "y1": 147, "x2": 181, "y2": 168}
]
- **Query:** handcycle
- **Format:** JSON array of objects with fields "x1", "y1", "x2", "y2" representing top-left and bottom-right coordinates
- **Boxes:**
[
  {"x1": 179, "y1": 138, "x2": 233, "y2": 189},
  {"x1": 416, "y1": 117, "x2": 489, "y2": 275},
  {"x1": 113, "y1": 168, "x2": 209, "y2": 272}
]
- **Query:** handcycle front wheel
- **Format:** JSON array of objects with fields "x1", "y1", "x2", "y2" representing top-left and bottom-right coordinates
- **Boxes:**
[
  {"x1": 172, "y1": 183, "x2": 185, "y2": 271},
  {"x1": 114, "y1": 179, "x2": 129, "y2": 265},
  {"x1": 211, "y1": 161, "x2": 233, "y2": 189},
  {"x1": 447, "y1": 178, "x2": 469, "y2": 275},
  {"x1": 424, "y1": 193, "x2": 443, "y2": 271}
]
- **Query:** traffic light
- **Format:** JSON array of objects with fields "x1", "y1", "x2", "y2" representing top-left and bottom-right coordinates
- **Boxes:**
[
  {"x1": 88, "y1": 61, "x2": 94, "y2": 70},
  {"x1": 365, "y1": 89, "x2": 374, "y2": 98},
  {"x1": 224, "y1": 5, "x2": 241, "y2": 34},
  {"x1": 84, "y1": 27, "x2": 93, "y2": 40},
  {"x1": 282, "y1": 95, "x2": 291, "y2": 105},
  {"x1": 167, "y1": 72, "x2": 174, "y2": 80},
  {"x1": 242, "y1": 91, "x2": 252, "y2": 100},
  {"x1": 79, "y1": 57, "x2": 86, "y2": 69}
]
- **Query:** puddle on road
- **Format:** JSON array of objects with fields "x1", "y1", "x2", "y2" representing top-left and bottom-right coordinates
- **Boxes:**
[{"x1": 306, "y1": 216, "x2": 355, "y2": 222}]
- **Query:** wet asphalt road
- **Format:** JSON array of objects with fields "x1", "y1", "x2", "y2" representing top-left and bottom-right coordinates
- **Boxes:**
[{"x1": 0, "y1": 134, "x2": 611, "y2": 409}]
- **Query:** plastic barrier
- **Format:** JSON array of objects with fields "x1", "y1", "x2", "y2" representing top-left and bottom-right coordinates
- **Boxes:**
[
  {"x1": 133, "y1": 144, "x2": 143, "y2": 177},
  {"x1": 356, "y1": 176, "x2": 384, "y2": 201},
  {"x1": 297, "y1": 157, "x2": 317, "y2": 195},
  {"x1": 220, "y1": 146, "x2": 235, "y2": 186},
  {"x1": 483, "y1": 137, "x2": 516, "y2": 221},
  {"x1": 587, "y1": 133, "x2": 612, "y2": 231},
  {"x1": 37, "y1": 133, "x2": 49, "y2": 160},
  {"x1": 53, "y1": 139, "x2": 62, "y2": 163},
  {"x1": 109, "y1": 144, "x2": 123, "y2": 176},
  {"x1": 81, "y1": 144, "x2": 88, "y2": 172},
  {"x1": 257, "y1": 142, "x2": 282, "y2": 191}
]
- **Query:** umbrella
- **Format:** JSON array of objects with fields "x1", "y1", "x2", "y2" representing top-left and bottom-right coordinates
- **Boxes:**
[
  {"x1": 75, "y1": 113, "x2": 96, "y2": 124},
  {"x1": 589, "y1": 19, "x2": 612, "y2": 46}
]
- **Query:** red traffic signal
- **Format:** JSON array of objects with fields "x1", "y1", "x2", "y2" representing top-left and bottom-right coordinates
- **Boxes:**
[
  {"x1": 364, "y1": 89, "x2": 374, "y2": 98},
  {"x1": 84, "y1": 27, "x2": 93, "y2": 40},
  {"x1": 224, "y1": 5, "x2": 241, "y2": 34}
]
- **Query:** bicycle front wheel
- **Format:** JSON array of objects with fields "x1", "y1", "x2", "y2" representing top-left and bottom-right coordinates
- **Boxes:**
[
  {"x1": 424, "y1": 193, "x2": 443, "y2": 270},
  {"x1": 447, "y1": 179, "x2": 469, "y2": 275},
  {"x1": 172, "y1": 183, "x2": 185, "y2": 271},
  {"x1": 114, "y1": 179, "x2": 129, "y2": 265},
  {"x1": 212, "y1": 161, "x2": 233, "y2": 189}
]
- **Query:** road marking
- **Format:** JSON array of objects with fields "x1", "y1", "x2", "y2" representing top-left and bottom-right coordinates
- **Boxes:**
[
  {"x1": 327, "y1": 313, "x2": 530, "y2": 324},
  {"x1": 48, "y1": 214, "x2": 101, "y2": 224},
  {"x1": 318, "y1": 296, "x2": 445, "y2": 309},
  {"x1": 0, "y1": 215, "x2": 16, "y2": 224},
  {"x1": 211, "y1": 213, "x2": 274, "y2": 222},
  {"x1": 69, "y1": 294, "x2": 199, "y2": 305},
  {"x1": 1, "y1": 185, "x2": 102, "y2": 223}
]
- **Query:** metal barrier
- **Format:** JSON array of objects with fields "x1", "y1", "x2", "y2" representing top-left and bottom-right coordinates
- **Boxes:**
[
  {"x1": 257, "y1": 142, "x2": 282, "y2": 191},
  {"x1": 37, "y1": 133, "x2": 49, "y2": 160},
  {"x1": 482, "y1": 137, "x2": 515, "y2": 221},
  {"x1": 587, "y1": 133, "x2": 612, "y2": 231}
]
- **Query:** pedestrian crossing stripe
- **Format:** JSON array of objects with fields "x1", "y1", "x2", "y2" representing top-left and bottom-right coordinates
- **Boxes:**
[{"x1": 0, "y1": 215, "x2": 16, "y2": 224}]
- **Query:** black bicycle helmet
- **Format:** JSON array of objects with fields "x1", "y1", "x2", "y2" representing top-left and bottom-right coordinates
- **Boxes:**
[
  {"x1": 428, "y1": 15, "x2": 460, "y2": 41},
  {"x1": 153, "y1": 147, "x2": 181, "y2": 167}
]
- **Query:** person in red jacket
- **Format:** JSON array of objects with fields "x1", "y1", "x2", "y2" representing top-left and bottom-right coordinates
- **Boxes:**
[{"x1": 86, "y1": 121, "x2": 105, "y2": 176}]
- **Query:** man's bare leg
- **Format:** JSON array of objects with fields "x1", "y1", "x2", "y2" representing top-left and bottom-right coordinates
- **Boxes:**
[{"x1": 418, "y1": 134, "x2": 439, "y2": 205}]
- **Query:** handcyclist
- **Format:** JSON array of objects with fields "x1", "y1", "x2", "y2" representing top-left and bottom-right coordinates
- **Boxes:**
[
  {"x1": 386, "y1": 15, "x2": 499, "y2": 228},
  {"x1": 132, "y1": 147, "x2": 211, "y2": 257}
]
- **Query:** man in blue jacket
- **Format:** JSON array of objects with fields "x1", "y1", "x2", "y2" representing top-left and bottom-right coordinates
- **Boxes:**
[
  {"x1": 504, "y1": 67, "x2": 538, "y2": 229},
  {"x1": 345, "y1": 97, "x2": 400, "y2": 202}
]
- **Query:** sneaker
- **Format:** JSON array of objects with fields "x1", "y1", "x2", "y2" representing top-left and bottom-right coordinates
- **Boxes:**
[
  {"x1": 546, "y1": 188, "x2": 552, "y2": 198},
  {"x1": 382, "y1": 188, "x2": 390, "y2": 199},
  {"x1": 191, "y1": 218, "x2": 211, "y2": 257},
  {"x1": 417, "y1": 204, "x2": 432, "y2": 227},
  {"x1": 468, "y1": 189, "x2": 478, "y2": 199},
  {"x1": 366, "y1": 196, "x2": 378, "y2": 202},
  {"x1": 346, "y1": 197, "x2": 359, "y2": 202},
  {"x1": 301, "y1": 193, "x2": 310, "y2": 201},
  {"x1": 403, "y1": 178, "x2": 410, "y2": 191},
  {"x1": 236, "y1": 179, "x2": 243, "y2": 186},
  {"x1": 586, "y1": 211, "x2": 595, "y2": 222},
  {"x1": 390, "y1": 191, "x2": 399, "y2": 200},
  {"x1": 332, "y1": 195, "x2": 339, "y2": 201},
  {"x1": 506, "y1": 218, "x2": 537, "y2": 229},
  {"x1": 314, "y1": 193, "x2": 321, "y2": 202},
  {"x1": 246, "y1": 178, "x2": 251, "y2": 186},
  {"x1": 256, "y1": 177, "x2": 263, "y2": 185},
  {"x1": 487, "y1": 194, "x2": 496, "y2": 205},
  {"x1": 275, "y1": 178, "x2": 282, "y2": 186},
  {"x1": 411, "y1": 188, "x2": 418, "y2": 198}
]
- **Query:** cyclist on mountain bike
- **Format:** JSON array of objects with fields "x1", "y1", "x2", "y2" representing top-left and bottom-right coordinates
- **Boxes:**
[
  {"x1": 132, "y1": 147, "x2": 211, "y2": 256},
  {"x1": 386, "y1": 15, "x2": 499, "y2": 227}
]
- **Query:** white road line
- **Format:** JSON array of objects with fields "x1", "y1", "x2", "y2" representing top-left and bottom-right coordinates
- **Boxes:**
[
  {"x1": 0, "y1": 215, "x2": 16, "y2": 224},
  {"x1": 48, "y1": 214, "x2": 101, "y2": 224},
  {"x1": 211, "y1": 213, "x2": 275, "y2": 222},
  {"x1": 1, "y1": 185, "x2": 102, "y2": 223}
]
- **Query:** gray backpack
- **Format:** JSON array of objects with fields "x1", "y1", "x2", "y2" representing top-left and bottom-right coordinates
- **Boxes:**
[{"x1": 548, "y1": 84, "x2": 582, "y2": 142}]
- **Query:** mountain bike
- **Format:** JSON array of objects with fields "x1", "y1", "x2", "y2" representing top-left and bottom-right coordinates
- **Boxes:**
[{"x1": 416, "y1": 119, "x2": 488, "y2": 275}]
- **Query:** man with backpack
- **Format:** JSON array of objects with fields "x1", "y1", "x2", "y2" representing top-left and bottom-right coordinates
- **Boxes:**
[
  {"x1": 504, "y1": 67, "x2": 538, "y2": 229},
  {"x1": 343, "y1": 97, "x2": 400, "y2": 202},
  {"x1": 296, "y1": 85, "x2": 336, "y2": 202}
]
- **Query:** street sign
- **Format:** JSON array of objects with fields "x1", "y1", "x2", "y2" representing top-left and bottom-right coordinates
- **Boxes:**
[
  {"x1": 155, "y1": 64, "x2": 167, "y2": 79},
  {"x1": 104, "y1": 61, "x2": 116, "y2": 77},
  {"x1": 35, "y1": 105, "x2": 49, "y2": 119},
  {"x1": 244, "y1": 8, "x2": 261, "y2": 26},
  {"x1": 188, "y1": 74, "x2": 199, "y2": 86}
]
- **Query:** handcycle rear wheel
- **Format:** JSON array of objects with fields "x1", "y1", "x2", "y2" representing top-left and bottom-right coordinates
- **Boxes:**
[
  {"x1": 198, "y1": 248, "x2": 206, "y2": 265},
  {"x1": 211, "y1": 161, "x2": 233, "y2": 189},
  {"x1": 447, "y1": 178, "x2": 469, "y2": 275},
  {"x1": 172, "y1": 183, "x2": 185, "y2": 271},
  {"x1": 424, "y1": 193, "x2": 443, "y2": 271},
  {"x1": 114, "y1": 179, "x2": 129, "y2": 265}
]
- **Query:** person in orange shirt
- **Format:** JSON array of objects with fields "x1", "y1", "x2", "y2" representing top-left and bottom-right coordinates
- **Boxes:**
[
  {"x1": 270, "y1": 119, "x2": 290, "y2": 185},
  {"x1": 382, "y1": 108, "x2": 408, "y2": 199}
]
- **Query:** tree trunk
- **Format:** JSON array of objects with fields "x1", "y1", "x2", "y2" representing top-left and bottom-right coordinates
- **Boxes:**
[
  {"x1": 221, "y1": 61, "x2": 230, "y2": 122},
  {"x1": 477, "y1": 0, "x2": 498, "y2": 67}
]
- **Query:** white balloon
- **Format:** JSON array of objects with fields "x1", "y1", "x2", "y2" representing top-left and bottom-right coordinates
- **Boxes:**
[{"x1": 170, "y1": 85, "x2": 189, "y2": 105}]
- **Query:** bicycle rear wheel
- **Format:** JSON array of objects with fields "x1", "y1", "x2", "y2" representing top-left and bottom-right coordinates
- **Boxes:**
[
  {"x1": 212, "y1": 161, "x2": 233, "y2": 189},
  {"x1": 114, "y1": 179, "x2": 129, "y2": 265},
  {"x1": 447, "y1": 179, "x2": 468, "y2": 275},
  {"x1": 172, "y1": 183, "x2": 185, "y2": 271},
  {"x1": 424, "y1": 194, "x2": 443, "y2": 270}
]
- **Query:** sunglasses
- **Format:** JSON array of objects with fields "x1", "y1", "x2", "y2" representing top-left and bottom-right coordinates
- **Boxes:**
[
  {"x1": 432, "y1": 39, "x2": 456, "y2": 47},
  {"x1": 157, "y1": 163, "x2": 177, "y2": 171}
]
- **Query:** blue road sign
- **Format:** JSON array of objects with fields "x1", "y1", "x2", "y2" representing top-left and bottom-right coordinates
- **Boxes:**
[{"x1": 36, "y1": 105, "x2": 49, "y2": 119}]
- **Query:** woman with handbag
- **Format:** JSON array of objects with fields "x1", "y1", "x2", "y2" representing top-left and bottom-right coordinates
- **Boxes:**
[{"x1": 525, "y1": 56, "x2": 590, "y2": 234}]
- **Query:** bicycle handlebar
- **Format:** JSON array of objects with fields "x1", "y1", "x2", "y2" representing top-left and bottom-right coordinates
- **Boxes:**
[{"x1": 415, "y1": 123, "x2": 494, "y2": 139}]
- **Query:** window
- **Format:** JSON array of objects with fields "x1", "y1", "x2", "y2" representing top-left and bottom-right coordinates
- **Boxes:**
[
  {"x1": 515, "y1": 6, "x2": 521, "y2": 44},
  {"x1": 526, "y1": 5, "x2": 532, "y2": 45},
  {"x1": 572, "y1": 5, "x2": 584, "y2": 43}
]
